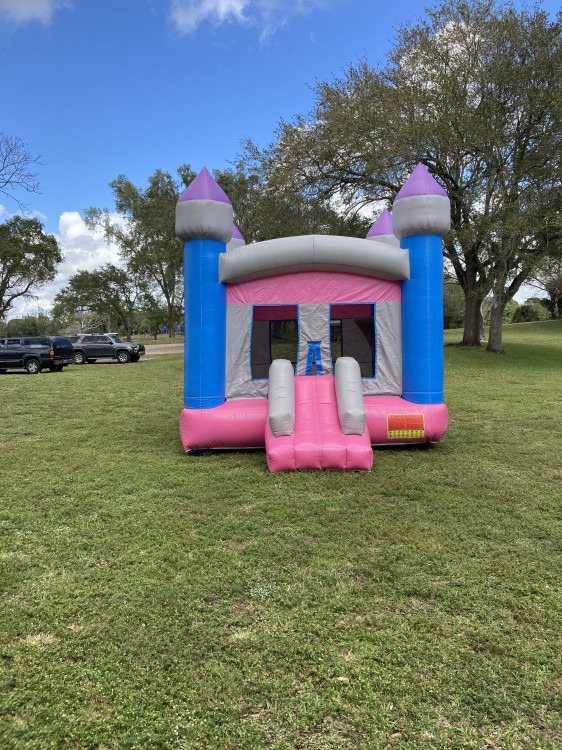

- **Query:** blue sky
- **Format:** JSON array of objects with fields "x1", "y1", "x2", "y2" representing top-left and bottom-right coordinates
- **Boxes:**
[{"x1": 1, "y1": 0, "x2": 558, "y2": 316}]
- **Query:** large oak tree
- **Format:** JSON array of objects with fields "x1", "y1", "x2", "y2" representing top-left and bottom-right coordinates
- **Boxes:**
[{"x1": 241, "y1": 0, "x2": 562, "y2": 351}]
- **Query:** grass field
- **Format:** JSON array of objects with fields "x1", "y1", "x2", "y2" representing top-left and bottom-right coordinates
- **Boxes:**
[{"x1": 1, "y1": 321, "x2": 561, "y2": 750}]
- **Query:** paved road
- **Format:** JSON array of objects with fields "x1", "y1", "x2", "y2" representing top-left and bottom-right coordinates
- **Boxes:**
[{"x1": 143, "y1": 343, "x2": 184, "y2": 355}]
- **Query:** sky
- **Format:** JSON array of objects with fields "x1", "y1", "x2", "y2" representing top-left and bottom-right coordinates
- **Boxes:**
[{"x1": 1, "y1": 0, "x2": 558, "y2": 317}]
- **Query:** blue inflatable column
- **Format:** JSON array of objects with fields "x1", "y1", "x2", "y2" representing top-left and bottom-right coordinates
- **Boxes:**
[
  {"x1": 175, "y1": 167, "x2": 233, "y2": 409},
  {"x1": 392, "y1": 164, "x2": 451, "y2": 405}
]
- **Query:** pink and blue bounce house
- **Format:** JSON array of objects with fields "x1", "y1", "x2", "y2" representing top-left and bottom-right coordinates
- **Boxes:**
[{"x1": 176, "y1": 163, "x2": 450, "y2": 472}]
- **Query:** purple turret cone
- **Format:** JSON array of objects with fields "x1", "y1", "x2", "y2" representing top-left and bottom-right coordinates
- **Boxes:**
[
  {"x1": 395, "y1": 163, "x2": 447, "y2": 200},
  {"x1": 226, "y1": 223, "x2": 245, "y2": 253},
  {"x1": 366, "y1": 208, "x2": 400, "y2": 247},
  {"x1": 178, "y1": 167, "x2": 231, "y2": 204},
  {"x1": 176, "y1": 167, "x2": 233, "y2": 243},
  {"x1": 392, "y1": 163, "x2": 450, "y2": 240},
  {"x1": 367, "y1": 208, "x2": 394, "y2": 237}
]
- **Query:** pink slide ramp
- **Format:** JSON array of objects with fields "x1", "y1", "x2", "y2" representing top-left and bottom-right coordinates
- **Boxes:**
[{"x1": 265, "y1": 375, "x2": 373, "y2": 472}]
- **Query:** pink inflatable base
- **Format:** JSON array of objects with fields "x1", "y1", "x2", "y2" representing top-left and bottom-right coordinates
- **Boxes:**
[
  {"x1": 180, "y1": 399, "x2": 268, "y2": 451},
  {"x1": 179, "y1": 397, "x2": 448, "y2": 454},
  {"x1": 364, "y1": 397, "x2": 448, "y2": 444}
]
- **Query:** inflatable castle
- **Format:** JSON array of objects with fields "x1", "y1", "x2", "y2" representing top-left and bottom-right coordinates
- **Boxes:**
[{"x1": 176, "y1": 163, "x2": 450, "y2": 472}]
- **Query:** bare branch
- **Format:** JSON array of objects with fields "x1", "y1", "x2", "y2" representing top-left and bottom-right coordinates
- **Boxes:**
[{"x1": 0, "y1": 132, "x2": 44, "y2": 210}]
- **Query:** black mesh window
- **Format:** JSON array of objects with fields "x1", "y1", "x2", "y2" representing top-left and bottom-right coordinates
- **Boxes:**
[
  {"x1": 330, "y1": 304, "x2": 375, "y2": 377},
  {"x1": 251, "y1": 306, "x2": 298, "y2": 378}
]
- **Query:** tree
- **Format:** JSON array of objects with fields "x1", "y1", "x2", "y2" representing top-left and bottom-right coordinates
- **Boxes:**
[
  {"x1": 2, "y1": 312, "x2": 53, "y2": 336},
  {"x1": 0, "y1": 132, "x2": 43, "y2": 209},
  {"x1": 53, "y1": 265, "x2": 144, "y2": 339},
  {"x1": 214, "y1": 164, "x2": 371, "y2": 243},
  {"x1": 0, "y1": 216, "x2": 62, "y2": 319},
  {"x1": 443, "y1": 283, "x2": 465, "y2": 329},
  {"x1": 94, "y1": 264, "x2": 144, "y2": 340},
  {"x1": 527, "y1": 258, "x2": 562, "y2": 318},
  {"x1": 86, "y1": 167, "x2": 196, "y2": 337},
  {"x1": 137, "y1": 294, "x2": 169, "y2": 339},
  {"x1": 53, "y1": 270, "x2": 108, "y2": 333},
  {"x1": 240, "y1": 0, "x2": 562, "y2": 352}
]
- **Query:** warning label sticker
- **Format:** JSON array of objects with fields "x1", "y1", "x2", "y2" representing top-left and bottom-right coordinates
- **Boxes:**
[{"x1": 387, "y1": 414, "x2": 425, "y2": 439}]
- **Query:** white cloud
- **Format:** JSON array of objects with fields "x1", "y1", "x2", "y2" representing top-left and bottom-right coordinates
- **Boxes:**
[
  {"x1": 56, "y1": 211, "x2": 122, "y2": 274},
  {"x1": 169, "y1": 0, "x2": 325, "y2": 37},
  {"x1": 0, "y1": 0, "x2": 70, "y2": 25},
  {"x1": 7, "y1": 211, "x2": 123, "y2": 319},
  {"x1": 170, "y1": 0, "x2": 248, "y2": 33},
  {"x1": 0, "y1": 203, "x2": 47, "y2": 222}
]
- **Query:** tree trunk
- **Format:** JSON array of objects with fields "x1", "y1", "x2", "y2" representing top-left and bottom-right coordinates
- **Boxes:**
[
  {"x1": 486, "y1": 296, "x2": 506, "y2": 353},
  {"x1": 478, "y1": 303, "x2": 486, "y2": 343},
  {"x1": 167, "y1": 301, "x2": 176, "y2": 338},
  {"x1": 461, "y1": 291, "x2": 484, "y2": 346}
]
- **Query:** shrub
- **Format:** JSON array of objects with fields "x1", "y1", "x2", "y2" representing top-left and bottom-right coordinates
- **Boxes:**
[
  {"x1": 503, "y1": 300, "x2": 519, "y2": 323},
  {"x1": 443, "y1": 283, "x2": 464, "y2": 329},
  {"x1": 512, "y1": 302, "x2": 550, "y2": 323}
]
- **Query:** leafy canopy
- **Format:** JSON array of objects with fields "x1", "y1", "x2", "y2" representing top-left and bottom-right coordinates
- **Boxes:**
[
  {"x1": 0, "y1": 216, "x2": 61, "y2": 319},
  {"x1": 240, "y1": 0, "x2": 562, "y2": 348}
]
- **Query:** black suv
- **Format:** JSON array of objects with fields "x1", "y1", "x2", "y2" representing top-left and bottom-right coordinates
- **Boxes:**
[
  {"x1": 0, "y1": 336, "x2": 75, "y2": 374},
  {"x1": 68, "y1": 333, "x2": 145, "y2": 364}
]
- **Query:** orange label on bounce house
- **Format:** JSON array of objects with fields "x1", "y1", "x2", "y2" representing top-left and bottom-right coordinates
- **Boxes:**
[{"x1": 387, "y1": 414, "x2": 425, "y2": 439}]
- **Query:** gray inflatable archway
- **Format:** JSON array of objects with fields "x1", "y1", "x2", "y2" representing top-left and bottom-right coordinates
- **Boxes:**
[{"x1": 219, "y1": 234, "x2": 410, "y2": 284}]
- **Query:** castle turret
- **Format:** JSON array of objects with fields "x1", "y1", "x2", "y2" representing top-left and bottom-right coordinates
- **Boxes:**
[
  {"x1": 392, "y1": 164, "x2": 450, "y2": 405},
  {"x1": 226, "y1": 223, "x2": 245, "y2": 252},
  {"x1": 366, "y1": 208, "x2": 400, "y2": 247},
  {"x1": 176, "y1": 167, "x2": 233, "y2": 409}
]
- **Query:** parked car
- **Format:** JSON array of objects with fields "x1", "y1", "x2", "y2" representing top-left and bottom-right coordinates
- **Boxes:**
[
  {"x1": 67, "y1": 333, "x2": 145, "y2": 364},
  {"x1": 0, "y1": 336, "x2": 75, "y2": 374}
]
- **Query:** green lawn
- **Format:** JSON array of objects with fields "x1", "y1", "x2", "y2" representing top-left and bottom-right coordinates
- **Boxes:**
[{"x1": 1, "y1": 322, "x2": 561, "y2": 750}]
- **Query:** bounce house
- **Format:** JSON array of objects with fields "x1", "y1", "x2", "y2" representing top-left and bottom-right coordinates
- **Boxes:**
[{"x1": 176, "y1": 163, "x2": 450, "y2": 472}]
